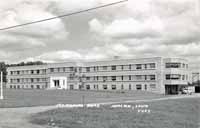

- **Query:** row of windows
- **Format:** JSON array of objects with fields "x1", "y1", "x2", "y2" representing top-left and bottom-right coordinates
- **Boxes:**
[
  {"x1": 10, "y1": 78, "x2": 47, "y2": 83},
  {"x1": 10, "y1": 85, "x2": 46, "y2": 89},
  {"x1": 48, "y1": 63, "x2": 156, "y2": 73},
  {"x1": 84, "y1": 75, "x2": 156, "y2": 81},
  {"x1": 68, "y1": 84, "x2": 156, "y2": 90},
  {"x1": 165, "y1": 63, "x2": 188, "y2": 69},
  {"x1": 85, "y1": 63, "x2": 156, "y2": 72},
  {"x1": 10, "y1": 69, "x2": 46, "y2": 75},
  {"x1": 165, "y1": 74, "x2": 188, "y2": 80}
]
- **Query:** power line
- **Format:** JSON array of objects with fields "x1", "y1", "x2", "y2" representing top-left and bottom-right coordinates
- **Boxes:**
[{"x1": 0, "y1": 0, "x2": 128, "y2": 31}]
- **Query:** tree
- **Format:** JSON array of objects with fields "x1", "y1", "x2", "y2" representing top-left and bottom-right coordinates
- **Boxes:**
[{"x1": 0, "y1": 62, "x2": 7, "y2": 82}]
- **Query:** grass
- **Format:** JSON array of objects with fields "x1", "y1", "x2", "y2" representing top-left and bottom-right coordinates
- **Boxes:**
[
  {"x1": 0, "y1": 89, "x2": 165, "y2": 108},
  {"x1": 30, "y1": 98, "x2": 200, "y2": 128}
]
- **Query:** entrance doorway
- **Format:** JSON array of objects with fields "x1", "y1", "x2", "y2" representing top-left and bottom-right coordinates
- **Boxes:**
[
  {"x1": 195, "y1": 86, "x2": 200, "y2": 93},
  {"x1": 165, "y1": 85, "x2": 178, "y2": 94}
]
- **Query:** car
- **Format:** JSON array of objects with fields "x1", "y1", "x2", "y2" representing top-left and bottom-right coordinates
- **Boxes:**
[{"x1": 182, "y1": 88, "x2": 193, "y2": 95}]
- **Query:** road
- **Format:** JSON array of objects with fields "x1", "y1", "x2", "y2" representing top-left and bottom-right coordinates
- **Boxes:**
[{"x1": 0, "y1": 94, "x2": 199, "y2": 128}]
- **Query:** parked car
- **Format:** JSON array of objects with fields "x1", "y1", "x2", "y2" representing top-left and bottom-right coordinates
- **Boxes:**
[{"x1": 182, "y1": 88, "x2": 193, "y2": 95}]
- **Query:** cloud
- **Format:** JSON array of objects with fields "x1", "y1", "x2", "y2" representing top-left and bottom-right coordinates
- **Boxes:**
[{"x1": 0, "y1": 0, "x2": 200, "y2": 70}]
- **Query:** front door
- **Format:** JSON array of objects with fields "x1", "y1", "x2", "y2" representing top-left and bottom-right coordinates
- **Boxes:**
[{"x1": 165, "y1": 85, "x2": 178, "y2": 95}]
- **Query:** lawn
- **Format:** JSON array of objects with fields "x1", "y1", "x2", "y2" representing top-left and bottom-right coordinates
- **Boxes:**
[
  {"x1": 0, "y1": 89, "x2": 165, "y2": 108},
  {"x1": 30, "y1": 98, "x2": 200, "y2": 128}
]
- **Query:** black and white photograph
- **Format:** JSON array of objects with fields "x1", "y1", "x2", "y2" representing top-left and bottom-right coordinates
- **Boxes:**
[{"x1": 0, "y1": 0, "x2": 200, "y2": 128}]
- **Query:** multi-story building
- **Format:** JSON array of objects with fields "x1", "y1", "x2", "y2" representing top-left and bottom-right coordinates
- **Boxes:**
[{"x1": 6, "y1": 57, "x2": 189, "y2": 94}]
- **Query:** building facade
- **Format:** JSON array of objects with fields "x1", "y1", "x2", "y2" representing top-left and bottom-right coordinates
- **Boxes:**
[{"x1": 6, "y1": 57, "x2": 189, "y2": 94}]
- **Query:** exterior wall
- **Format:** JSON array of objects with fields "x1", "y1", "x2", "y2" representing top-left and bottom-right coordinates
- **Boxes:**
[{"x1": 6, "y1": 57, "x2": 189, "y2": 94}]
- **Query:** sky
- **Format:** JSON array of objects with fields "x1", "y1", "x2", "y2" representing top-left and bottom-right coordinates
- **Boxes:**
[{"x1": 0, "y1": 0, "x2": 200, "y2": 69}]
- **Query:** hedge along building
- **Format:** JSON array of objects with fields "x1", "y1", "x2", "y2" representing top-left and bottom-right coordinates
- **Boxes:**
[{"x1": 6, "y1": 57, "x2": 189, "y2": 94}]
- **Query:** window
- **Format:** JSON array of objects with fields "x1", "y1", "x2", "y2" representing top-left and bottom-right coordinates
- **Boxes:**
[
  {"x1": 150, "y1": 75, "x2": 156, "y2": 80},
  {"x1": 136, "y1": 64, "x2": 142, "y2": 69},
  {"x1": 129, "y1": 84, "x2": 131, "y2": 90},
  {"x1": 166, "y1": 74, "x2": 181, "y2": 80},
  {"x1": 86, "y1": 77, "x2": 90, "y2": 81},
  {"x1": 69, "y1": 77, "x2": 74, "y2": 80},
  {"x1": 37, "y1": 70, "x2": 40, "y2": 74},
  {"x1": 136, "y1": 84, "x2": 142, "y2": 90},
  {"x1": 17, "y1": 71, "x2": 20, "y2": 75},
  {"x1": 129, "y1": 75, "x2": 132, "y2": 80},
  {"x1": 136, "y1": 75, "x2": 142, "y2": 80},
  {"x1": 166, "y1": 63, "x2": 181, "y2": 68},
  {"x1": 63, "y1": 67, "x2": 66, "y2": 72},
  {"x1": 150, "y1": 84, "x2": 156, "y2": 89},
  {"x1": 86, "y1": 67, "x2": 90, "y2": 72},
  {"x1": 50, "y1": 68, "x2": 54, "y2": 73},
  {"x1": 111, "y1": 76, "x2": 116, "y2": 81},
  {"x1": 145, "y1": 84, "x2": 147, "y2": 90},
  {"x1": 129, "y1": 64, "x2": 131, "y2": 70},
  {"x1": 150, "y1": 63, "x2": 156, "y2": 68},
  {"x1": 103, "y1": 85, "x2": 107, "y2": 90},
  {"x1": 57, "y1": 68, "x2": 60, "y2": 72},
  {"x1": 103, "y1": 76, "x2": 107, "y2": 82},
  {"x1": 10, "y1": 71, "x2": 13, "y2": 75},
  {"x1": 103, "y1": 66, "x2": 107, "y2": 70},
  {"x1": 121, "y1": 65, "x2": 124, "y2": 70},
  {"x1": 31, "y1": 78, "x2": 34, "y2": 83},
  {"x1": 31, "y1": 70, "x2": 34, "y2": 74},
  {"x1": 112, "y1": 85, "x2": 116, "y2": 90},
  {"x1": 10, "y1": 85, "x2": 13, "y2": 89},
  {"x1": 70, "y1": 85, "x2": 74, "y2": 90},
  {"x1": 182, "y1": 75, "x2": 185, "y2": 80},
  {"x1": 111, "y1": 65, "x2": 116, "y2": 70},
  {"x1": 182, "y1": 63, "x2": 185, "y2": 68},
  {"x1": 37, "y1": 78, "x2": 40, "y2": 82},
  {"x1": 86, "y1": 85, "x2": 90, "y2": 90},
  {"x1": 166, "y1": 74, "x2": 170, "y2": 80},
  {"x1": 121, "y1": 76, "x2": 124, "y2": 81},
  {"x1": 36, "y1": 85, "x2": 40, "y2": 89},
  {"x1": 144, "y1": 64, "x2": 147, "y2": 69},
  {"x1": 94, "y1": 84, "x2": 99, "y2": 90},
  {"x1": 121, "y1": 84, "x2": 124, "y2": 90},
  {"x1": 70, "y1": 67, "x2": 74, "y2": 72},
  {"x1": 144, "y1": 75, "x2": 147, "y2": 80}
]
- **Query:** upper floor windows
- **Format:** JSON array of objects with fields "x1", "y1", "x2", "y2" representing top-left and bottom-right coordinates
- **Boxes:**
[
  {"x1": 50, "y1": 68, "x2": 54, "y2": 73},
  {"x1": 103, "y1": 66, "x2": 107, "y2": 70},
  {"x1": 150, "y1": 75, "x2": 156, "y2": 80},
  {"x1": 111, "y1": 65, "x2": 116, "y2": 70},
  {"x1": 111, "y1": 76, "x2": 116, "y2": 81},
  {"x1": 166, "y1": 74, "x2": 181, "y2": 80},
  {"x1": 149, "y1": 63, "x2": 156, "y2": 69},
  {"x1": 136, "y1": 64, "x2": 142, "y2": 69},
  {"x1": 68, "y1": 67, "x2": 73, "y2": 72},
  {"x1": 166, "y1": 63, "x2": 187, "y2": 68},
  {"x1": 86, "y1": 67, "x2": 90, "y2": 72}
]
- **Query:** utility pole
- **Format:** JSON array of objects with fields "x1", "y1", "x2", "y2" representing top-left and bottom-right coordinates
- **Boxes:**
[{"x1": 0, "y1": 71, "x2": 4, "y2": 100}]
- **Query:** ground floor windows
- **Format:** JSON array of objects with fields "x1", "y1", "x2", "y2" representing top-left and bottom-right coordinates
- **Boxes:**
[
  {"x1": 121, "y1": 84, "x2": 124, "y2": 90},
  {"x1": 145, "y1": 84, "x2": 147, "y2": 90},
  {"x1": 129, "y1": 84, "x2": 131, "y2": 90},
  {"x1": 112, "y1": 85, "x2": 116, "y2": 90},
  {"x1": 94, "y1": 84, "x2": 99, "y2": 90},
  {"x1": 103, "y1": 85, "x2": 107, "y2": 90},
  {"x1": 150, "y1": 84, "x2": 156, "y2": 89},
  {"x1": 86, "y1": 85, "x2": 90, "y2": 90},
  {"x1": 70, "y1": 84, "x2": 74, "y2": 90},
  {"x1": 136, "y1": 84, "x2": 142, "y2": 90}
]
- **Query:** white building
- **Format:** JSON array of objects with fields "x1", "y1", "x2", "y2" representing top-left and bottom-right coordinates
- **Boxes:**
[{"x1": 7, "y1": 57, "x2": 189, "y2": 94}]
